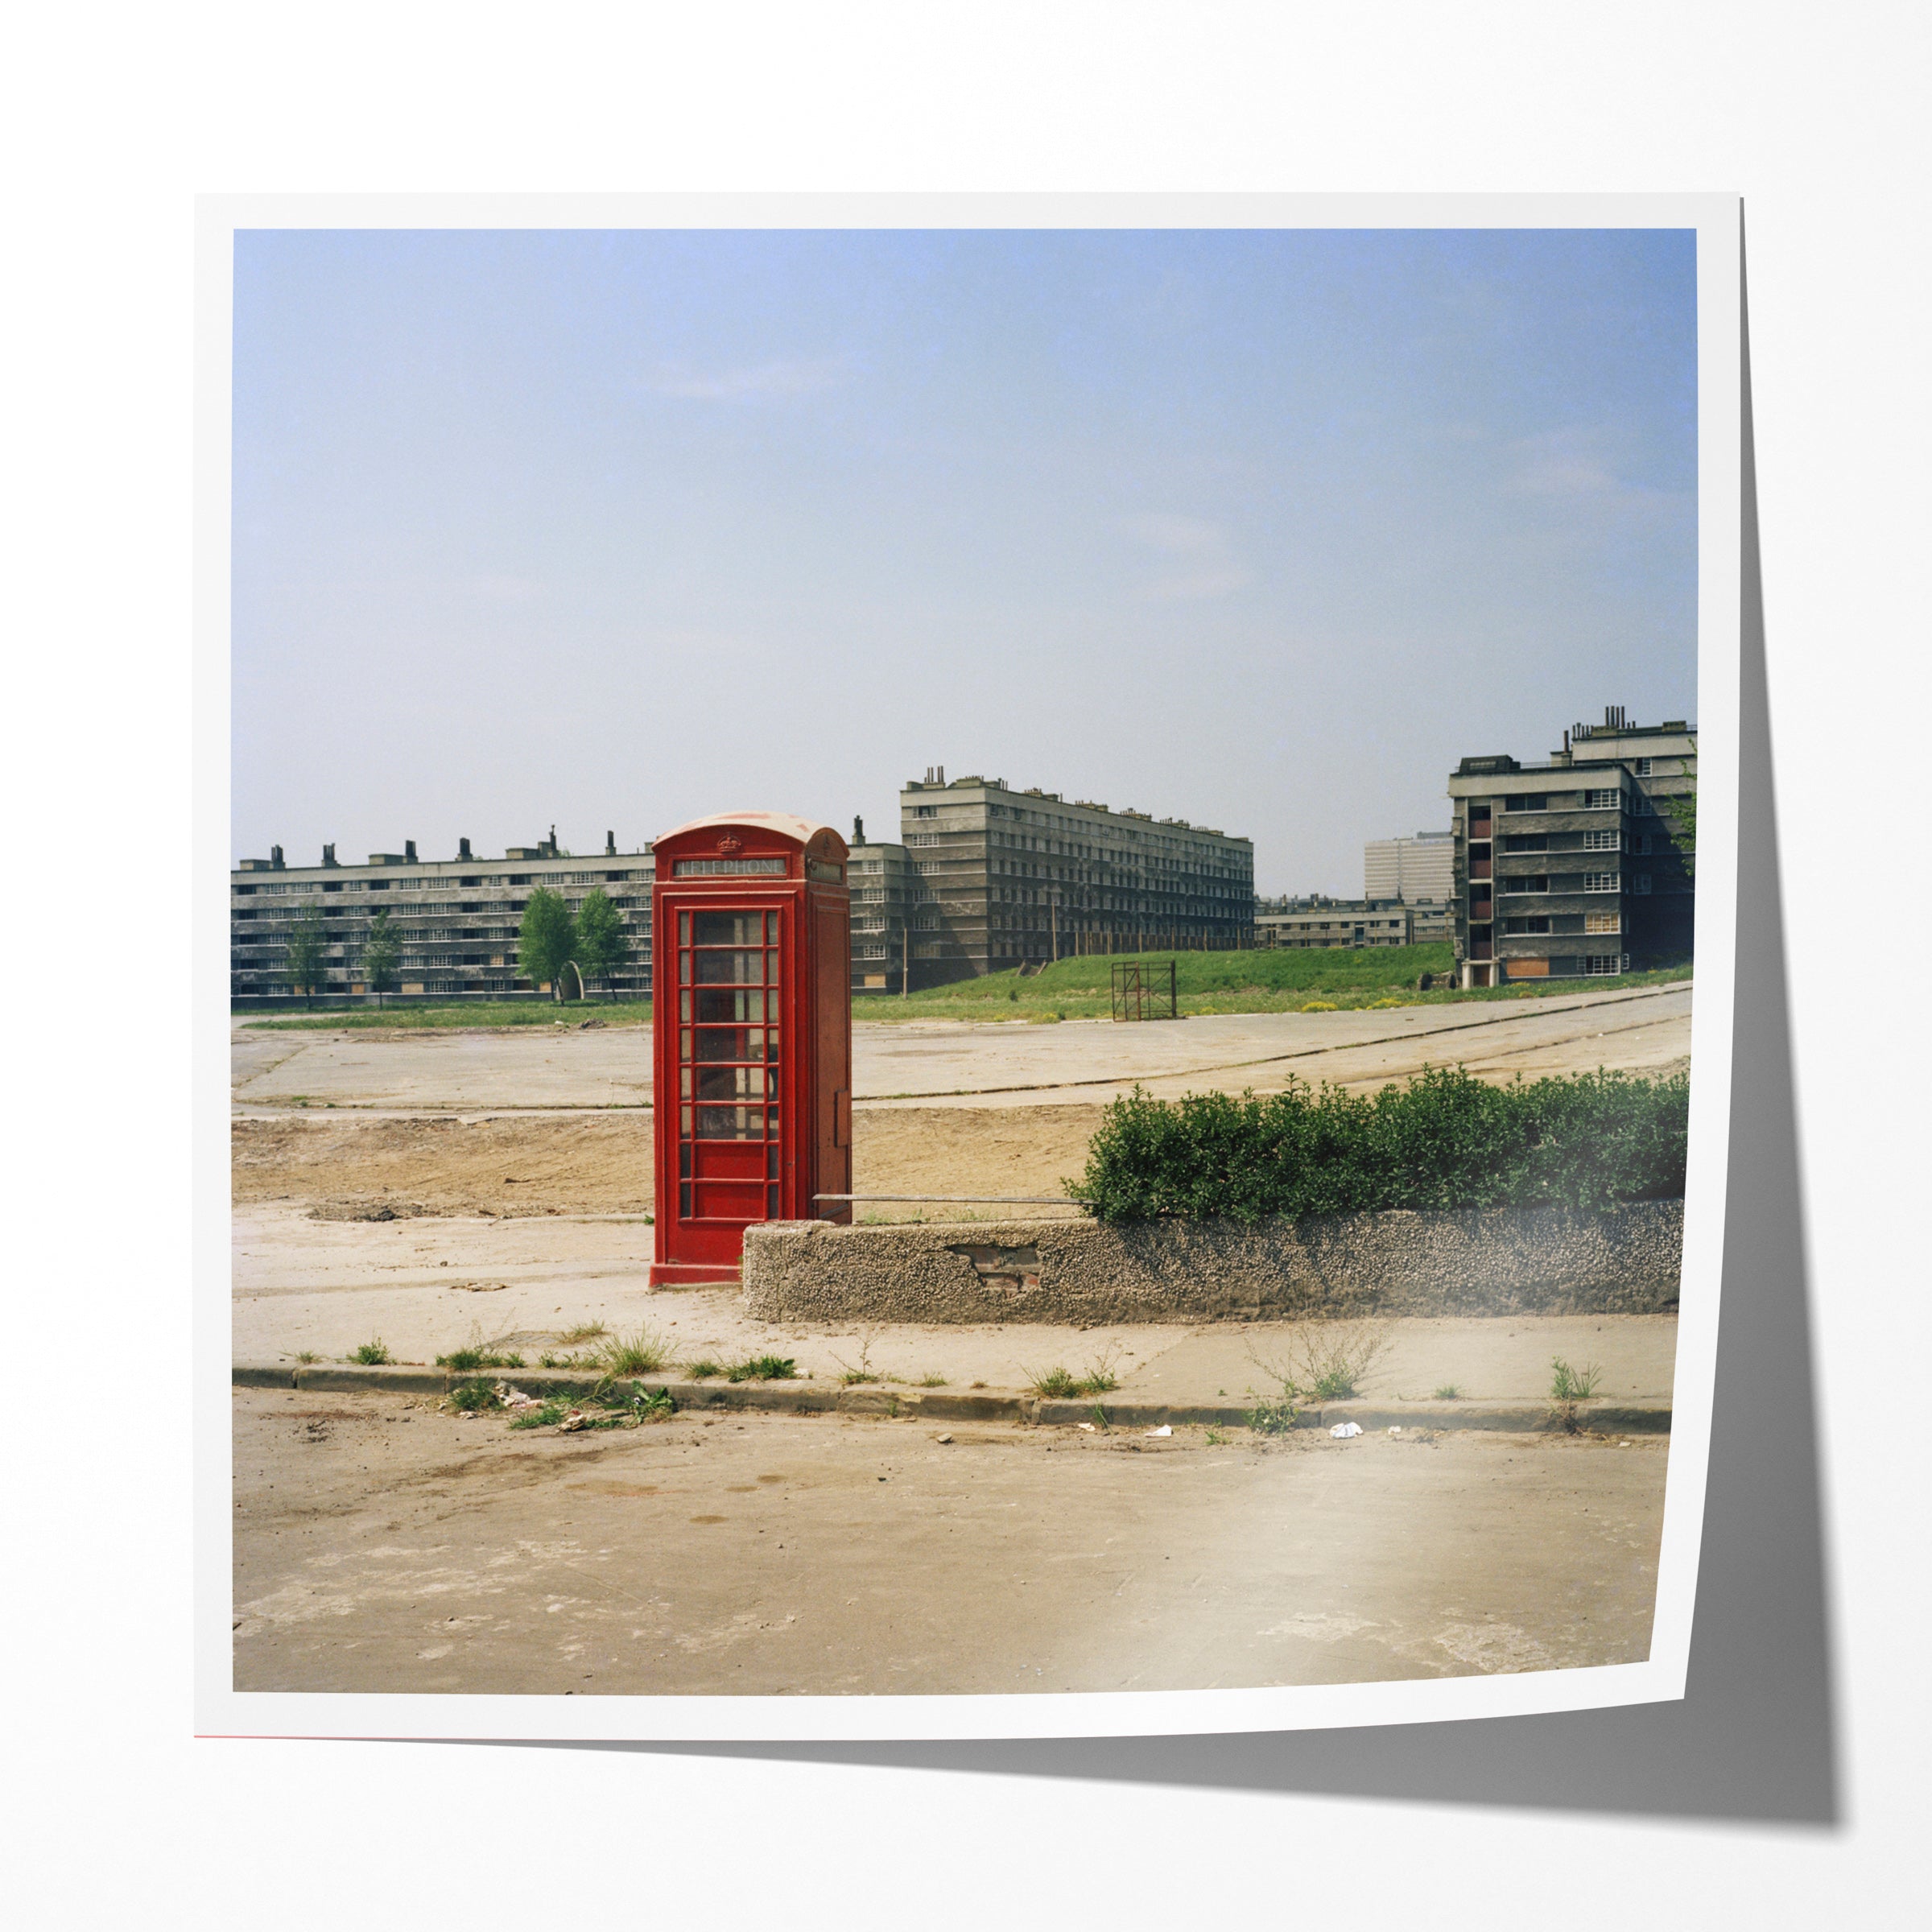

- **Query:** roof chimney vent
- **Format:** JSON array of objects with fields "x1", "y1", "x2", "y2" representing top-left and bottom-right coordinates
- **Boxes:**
[
  {"x1": 458, "y1": 837, "x2": 472, "y2": 861},
  {"x1": 271, "y1": 844, "x2": 284, "y2": 869},
  {"x1": 605, "y1": 829, "x2": 616, "y2": 856},
  {"x1": 404, "y1": 839, "x2": 417, "y2": 863},
  {"x1": 852, "y1": 815, "x2": 865, "y2": 846}
]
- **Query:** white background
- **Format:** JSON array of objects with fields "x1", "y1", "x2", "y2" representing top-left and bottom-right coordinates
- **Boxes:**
[{"x1": 6, "y1": 3, "x2": 1926, "y2": 1924}]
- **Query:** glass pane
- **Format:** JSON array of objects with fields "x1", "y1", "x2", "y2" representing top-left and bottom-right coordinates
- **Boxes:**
[
  {"x1": 766, "y1": 1183, "x2": 779, "y2": 1218},
  {"x1": 693, "y1": 1026, "x2": 774, "y2": 1063},
  {"x1": 679, "y1": 1183, "x2": 692, "y2": 1217},
  {"x1": 693, "y1": 910, "x2": 766, "y2": 946},
  {"x1": 678, "y1": 911, "x2": 689, "y2": 944},
  {"x1": 696, "y1": 1104, "x2": 764, "y2": 1140},
  {"x1": 679, "y1": 990, "x2": 691, "y2": 1022},
  {"x1": 679, "y1": 1028, "x2": 692, "y2": 1063},
  {"x1": 695, "y1": 987, "x2": 765, "y2": 1024},
  {"x1": 679, "y1": 1106, "x2": 692, "y2": 1137},
  {"x1": 679, "y1": 1144, "x2": 691, "y2": 1179},
  {"x1": 766, "y1": 1143, "x2": 779, "y2": 1180},
  {"x1": 679, "y1": 1067, "x2": 692, "y2": 1099},
  {"x1": 766, "y1": 910, "x2": 779, "y2": 943},
  {"x1": 696, "y1": 948, "x2": 764, "y2": 985},
  {"x1": 695, "y1": 1064, "x2": 767, "y2": 1102},
  {"x1": 678, "y1": 949, "x2": 691, "y2": 985}
]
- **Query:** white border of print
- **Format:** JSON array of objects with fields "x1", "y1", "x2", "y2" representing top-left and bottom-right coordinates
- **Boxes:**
[{"x1": 196, "y1": 192, "x2": 1740, "y2": 1744}]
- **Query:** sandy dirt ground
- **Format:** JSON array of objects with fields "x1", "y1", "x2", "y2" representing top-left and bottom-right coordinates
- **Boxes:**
[
  {"x1": 230, "y1": 980, "x2": 1690, "y2": 1114},
  {"x1": 233, "y1": 1391, "x2": 1666, "y2": 1695},
  {"x1": 232, "y1": 1104, "x2": 1101, "y2": 1220}
]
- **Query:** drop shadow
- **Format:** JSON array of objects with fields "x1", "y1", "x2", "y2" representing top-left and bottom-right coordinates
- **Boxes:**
[{"x1": 485, "y1": 214, "x2": 1840, "y2": 1826}]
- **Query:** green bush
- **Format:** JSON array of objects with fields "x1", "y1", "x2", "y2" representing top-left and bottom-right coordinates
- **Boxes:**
[{"x1": 1071, "y1": 1065, "x2": 1688, "y2": 1223}]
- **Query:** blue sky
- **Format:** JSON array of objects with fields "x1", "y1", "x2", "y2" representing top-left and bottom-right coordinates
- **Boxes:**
[{"x1": 231, "y1": 225, "x2": 1696, "y2": 894}]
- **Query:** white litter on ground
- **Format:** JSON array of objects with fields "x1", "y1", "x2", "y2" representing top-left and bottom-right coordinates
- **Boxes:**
[
  {"x1": 1145, "y1": 1425, "x2": 1172, "y2": 1437},
  {"x1": 1331, "y1": 1422, "x2": 1364, "y2": 1439}
]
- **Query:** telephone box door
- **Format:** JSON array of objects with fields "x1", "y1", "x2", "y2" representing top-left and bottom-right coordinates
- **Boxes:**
[{"x1": 672, "y1": 905, "x2": 784, "y2": 1265}]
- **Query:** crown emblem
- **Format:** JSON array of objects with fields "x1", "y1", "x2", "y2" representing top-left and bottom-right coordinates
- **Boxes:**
[{"x1": 716, "y1": 834, "x2": 743, "y2": 855}]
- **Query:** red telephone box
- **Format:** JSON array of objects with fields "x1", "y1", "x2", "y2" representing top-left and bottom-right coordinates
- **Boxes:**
[{"x1": 648, "y1": 812, "x2": 852, "y2": 1286}]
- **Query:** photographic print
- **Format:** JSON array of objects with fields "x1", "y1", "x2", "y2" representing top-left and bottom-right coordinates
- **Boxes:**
[{"x1": 203, "y1": 197, "x2": 1738, "y2": 1740}]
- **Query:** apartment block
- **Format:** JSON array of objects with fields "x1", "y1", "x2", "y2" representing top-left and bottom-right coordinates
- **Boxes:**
[
  {"x1": 847, "y1": 821, "x2": 916, "y2": 994},
  {"x1": 891, "y1": 767, "x2": 1255, "y2": 989},
  {"x1": 1364, "y1": 830, "x2": 1454, "y2": 905},
  {"x1": 1255, "y1": 897, "x2": 1419, "y2": 948},
  {"x1": 1448, "y1": 708, "x2": 1696, "y2": 989},
  {"x1": 230, "y1": 832, "x2": 654, "y2": 1006}
]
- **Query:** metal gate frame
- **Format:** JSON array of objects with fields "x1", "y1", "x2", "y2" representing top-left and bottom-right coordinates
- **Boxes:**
[{"x1": 1110, "y1": 958, "x2": 1177, "y2": 1022}]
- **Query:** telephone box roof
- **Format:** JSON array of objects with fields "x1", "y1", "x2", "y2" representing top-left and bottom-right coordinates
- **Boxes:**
[{"x1": 654, "y1": 811, "x2": 843, "y2": 852}]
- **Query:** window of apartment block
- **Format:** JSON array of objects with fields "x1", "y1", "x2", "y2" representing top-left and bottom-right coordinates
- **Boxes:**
[
  {"x1": 1583, "y1": 787, "x2": 1620, "y2": 809},
  {"x1": 1584, "y1": 828, "x2": 1620, "y2": 850},
  {"x1": 1635, "y1": 758, "x2": 1653, "y2": 777},
  {"x1": 1583, "y1": 872, "x2": 1620, "y2": 892},
  {"x1": 1502, "y1": 916, "x2": 1552, "y2": 935},
  {"x1": 1502, "y1": 834, "x2": 1547, "y2": 852},
  {"x1": 1501, "y1": 875, "x2": 1548, "y2": 894},
  {"x1": 1585, "y1": 910, "x2": 1621, "y2": 934},
  {"x1": 1583, "y1": 954, "x2": 1629, "y2": 976},
  {"x1": 1505, "y1": 795, "x2": 1548, "y2": 812},
  {"x1": 1633, "y1": 874, "x2": 1653, "y2": 894}
]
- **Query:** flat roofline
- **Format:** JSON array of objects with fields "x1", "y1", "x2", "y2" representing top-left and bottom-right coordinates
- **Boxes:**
[
  {"x1": 231, "y1": 852, "x2": 657, "y2": 879},
  {"x1": 900, "y1": 781, "x2": 1252, "y2": 844}
]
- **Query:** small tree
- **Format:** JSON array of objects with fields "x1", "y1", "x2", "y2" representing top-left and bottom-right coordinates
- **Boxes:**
[
  {"x1": 361, "y1": 907, "x2": 400, "y2": 1008},
  {"x1": 283, "y1": 903, "x2": 329, "y2": 1007},
  {"x1": 572, "y1": 889, "x2": 628, "y2": 997},
  {"x1": 518, "y1": 887, "x2": 576, "y2": 1000},
  {"x1": 1664, "y1": 792, "x2": 1697, "y2": 876}
]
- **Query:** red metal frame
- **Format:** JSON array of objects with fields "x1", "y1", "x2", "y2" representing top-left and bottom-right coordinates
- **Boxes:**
[{"x1": 648, "y1": 812, "x2": 851, "y2": 1286}]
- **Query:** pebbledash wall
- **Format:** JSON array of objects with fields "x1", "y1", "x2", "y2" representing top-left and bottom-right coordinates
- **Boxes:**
[
  {"x1": 741, "y1": 1200, "x2": 1684, "y2": 1326},
  {"x1": 229, "y1": 835, "x2": 654, "y2": 1008}
]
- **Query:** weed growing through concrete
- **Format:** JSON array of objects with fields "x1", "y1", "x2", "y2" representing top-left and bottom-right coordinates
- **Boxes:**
[
  {"x1": 685, "y1": 1359, "x2": 723, "y2": 1380},
  {"x1": 829, "y1": 1332, "x2": 891, "y2": 1385},
  {"x1": 919, "y1": 1373, "x2": 949, "y2": 1387},
  {"x1": 1282, "y1": 1319, "x2": 1393, "y2": 1402},
  {"x1": 724, "y1": 1355, "x2": 798, "y2": 1381},
  {"x1": 597, "y1": 1326, "x2": 671, "y2": 1377},
  {"x1": 294, "y1": 1351, "x2": 320, "y2": 1364},
  {"x1": 352, "y1": 1339, "x2": 391, "y2": 1365},
  {"x1": 1204, "y1": 1427, "x2": 1226, "y2": 1446},
  {"x1": 1025, "y1": 1349, "x2": 1121, "y2": 1400},
  {"x1": 1432, "y1": 1384, "x2": 1463, "y2": 1400},
  {"x1": 437, "y1": 1344, "x2": 526, "y2": 1370},
  {"x1": 436, "y1": 1320, "x2": 525, "y2": 1372},
  {"x1": 1548, "y1": 1356, "x2": 1606, "y2": 1434},
  {"x1": 1550, "y1": 1358, "x2": 1604, "y2": 1402},
  {"x1": 1026, "y1": 1366, "x2": 1076, "y2": 1397},
  {"x1": 447, "y1": 1379, "x2": 502, "y2": 1413},
  {"x1": 555, "y1": 1322, "x2": 608, "y2": 1346},
  {"x1": 1244, "y1": 1387, "x2": 1302, "y2": 1435}
]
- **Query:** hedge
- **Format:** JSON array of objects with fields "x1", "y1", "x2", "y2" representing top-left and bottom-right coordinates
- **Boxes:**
[{"x1": 1071, "y1": 1066, "x2": 1689, "y2": 1223}]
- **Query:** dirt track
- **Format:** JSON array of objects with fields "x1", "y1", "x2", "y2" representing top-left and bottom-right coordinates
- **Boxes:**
[
  {"x1": 233, "y1": 1390, "x2": 1667, "y2": 1696},
  {"x1": 232, "y1": 1104, "x2": 1108, "y2": 1220}
]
